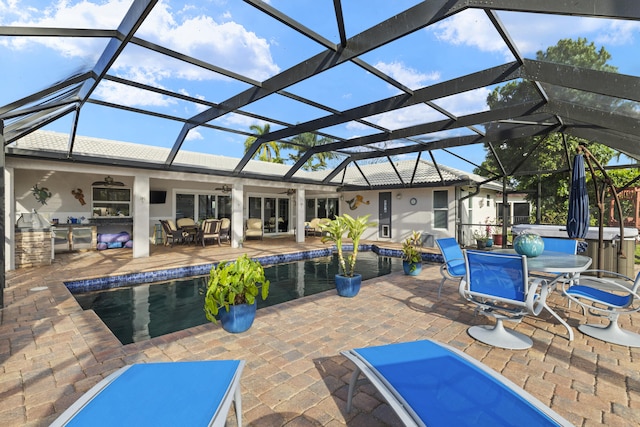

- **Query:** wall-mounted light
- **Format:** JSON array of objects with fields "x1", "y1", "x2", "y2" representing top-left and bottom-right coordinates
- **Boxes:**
[{"x1": 396, "y1": 193, "x2": 402, "y2": 200}]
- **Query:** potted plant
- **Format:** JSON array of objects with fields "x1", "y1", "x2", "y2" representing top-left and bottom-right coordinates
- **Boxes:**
[
  {"x1": 401, "y1": 231, "x2": 423, "y2": 275},
  {"x1": 473, "y1": 229, "x2": 490, "y2": 249},
  {"x1": 203, "y1": 254, "x2": 270, "y2": 333},
  {"x1": 319, "y1": 213, "x2": 376, "y2": 297}
]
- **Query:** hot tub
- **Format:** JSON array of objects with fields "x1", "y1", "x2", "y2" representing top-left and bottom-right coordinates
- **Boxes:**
[{"x1": 512, "y1": 224, "x2": 638, "y2": 277}]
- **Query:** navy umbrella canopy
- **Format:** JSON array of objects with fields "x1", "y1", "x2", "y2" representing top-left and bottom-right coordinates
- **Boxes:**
[{"x1": 567, "y1": 153, "x2": 590, "y2": 239}]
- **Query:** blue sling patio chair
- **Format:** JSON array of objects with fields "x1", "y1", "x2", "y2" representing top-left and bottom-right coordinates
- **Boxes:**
[
  {"x1": 435, "y1": 237, "x2": 466, "y2": 299},
  {"x1": 459, "y1": 250, "x2": 551, "y2": 350},
  {"x1": 541, "y1": 236, "x2": 578, "y2": 280},
  {"x1": 49, "y1": 360, "x2": 245, "y2": 427},
  {"x1": 341, "y1": 339, "x2": 572, "y2": 427},
  {"x1": 541, "y1": 237, "x2": 578, "y2": 254},
  {"x1": 563, "y1": 270, "x2": 640, "y2": 347}
]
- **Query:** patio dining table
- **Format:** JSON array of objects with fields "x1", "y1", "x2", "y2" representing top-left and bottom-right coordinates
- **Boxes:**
[
  {"x1": 180, "y1": 224, "x2": 200, "y2": 244},
  {"x1": 492, "y1": 249, "x2": 593, "y2": 341}
]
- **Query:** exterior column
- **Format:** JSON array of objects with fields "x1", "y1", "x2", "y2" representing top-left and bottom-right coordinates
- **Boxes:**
[
  {"x1": 231, "y1": 185, "x2": 243, "y2": 248},
  {"x1": 4, "y1": 167, "x2": 15, "y2": 272},
  {"x1": 1, "y1": 122, "x2": 5, "y2": 307},
  {"x1": 132, "y1": 175, "x2": 150, "y2": 258},
  {"x1": 296, "y1": 189, "x2": 305, "y2": 243}
]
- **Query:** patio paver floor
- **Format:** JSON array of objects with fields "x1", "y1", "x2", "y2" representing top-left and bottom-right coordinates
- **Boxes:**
[{"x1": 1, "y1": 238, "x2": 639, "y2": 426}]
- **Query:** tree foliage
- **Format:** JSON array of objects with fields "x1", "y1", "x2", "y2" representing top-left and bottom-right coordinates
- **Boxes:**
[
  {"x1": 244, "y1": 123, "x2": 283, "y2": 163},
  {"x1": 476, "y1": 38, "x2": 622, "y2": 223},
  {"x1": 281, "y1": 132, "x2": 338, "y2": 171},
  {"x1": 243, "y1": 125, "x2": 336, "y2": 171}
]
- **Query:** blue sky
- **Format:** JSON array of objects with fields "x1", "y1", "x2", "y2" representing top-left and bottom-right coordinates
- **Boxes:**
[{"x1": 2, "y1": 1, "x2": 639, "y2": 173}]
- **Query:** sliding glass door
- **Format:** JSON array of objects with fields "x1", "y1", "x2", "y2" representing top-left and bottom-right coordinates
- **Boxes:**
[{"x1": 250, "y1": 196, "x2": 291, "y2": 234}]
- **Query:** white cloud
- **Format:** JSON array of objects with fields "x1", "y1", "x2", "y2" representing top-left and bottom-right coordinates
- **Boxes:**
[
  {"x1": 186, "y1": 128, "x2": 203, "y2": 141},
  {"x1": 94, "y1": 79, "x2": 175, "y2": 107},
  {"x1": 479, "y1": 11, "x2": 640, "y2": 57},
  {"x1": 359, "y1": 104, "x2": 444, "y2": 131},
  {"x1": 2, "y1": 0, "x2": 280, "y2": 103},
  {"x1": 432, "y1": 9, "x2": 509, "y2": 58},
  {"x1": 596, "y1": 20, "x2": 640, "y2": 46},
  {"x1": 374, "y1": 61, "x2": 440, "y2": 91},
  {"x1": 431, "y1": 9, "x2": 639, "y2": 60},
  {"x1": 219, "y1": 112, "x2": 263, "y2": 128},
  {"x1": 434, "y1": 87, "x2": 491, "y2": 116}
]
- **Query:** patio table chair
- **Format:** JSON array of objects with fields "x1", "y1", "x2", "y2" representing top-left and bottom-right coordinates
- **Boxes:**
[
  {"x1": 563, "y1": 269, "x2": 640, "y2": 347},
  {"x1": 160, "y1": 219, "x2": 189, "y2": 246},
  {"x1": 435, "y1": 237, "x2": 466, "y2": 299},
  {"x1": 459, "y1": 250, "x2": 551, "y2": 350},
  {"x1": 341, "y1": 339, "x2": 572, "y2": 427},
  {"x1": 198, "y1": 219, "x2": 222, "y2": 247},
  {"x1": 219, "y1": 218, "x2": 231, "y2": 244},
  {"x1": 50, "y1": 360, "x2": 245, "y2": 427}
]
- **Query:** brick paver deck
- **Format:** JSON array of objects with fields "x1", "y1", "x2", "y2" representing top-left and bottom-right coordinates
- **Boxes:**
[{"x1": 1, "y1": 237, "x2": 639, "y2": 426}]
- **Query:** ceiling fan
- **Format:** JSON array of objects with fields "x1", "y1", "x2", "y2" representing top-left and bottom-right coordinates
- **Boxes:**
[{"x1": 215, "y1": 185, "x2": 232, "y2": 193}]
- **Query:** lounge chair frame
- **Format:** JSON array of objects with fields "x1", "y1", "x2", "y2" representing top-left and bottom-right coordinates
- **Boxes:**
[
  {"x1": 341, "y1": 339, "x2": 572, "y2": 427},
  {"x1": 50, "y1": 360, "x2": 245, "y2": 427}
]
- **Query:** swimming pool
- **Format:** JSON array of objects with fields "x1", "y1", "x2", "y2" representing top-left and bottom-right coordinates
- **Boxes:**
[{"x1": 73, "y1": 251, "x2": 403, "y2": 344}]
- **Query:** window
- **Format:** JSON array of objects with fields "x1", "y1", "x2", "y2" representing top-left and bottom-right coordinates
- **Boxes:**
[
  {"x1": 249, "y1": 197, "x2": 262, "y2": 219},
  {"x1": 433, "y1": 190, "x2": 448, "y2": 229},
  {"x1": 306, "y1": 197, "x2": 339, "y2": 220},
  {"x1": 92, "y1": 187, "x2": 131, "y2": 217},
  {"x1": 178, "y1": 193, "x2": 230, "y2": 221},
  {"x1": 176, "y1": 194, "x2": 195, "y2": 220}
]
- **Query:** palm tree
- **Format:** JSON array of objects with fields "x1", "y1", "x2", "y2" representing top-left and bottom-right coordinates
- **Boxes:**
[
  {"x1": 283, "y1": 132, "x2": 337, "y2": 171},
  {"x1": 244, "y1": 123, "x2": 283, "y2": 163}
]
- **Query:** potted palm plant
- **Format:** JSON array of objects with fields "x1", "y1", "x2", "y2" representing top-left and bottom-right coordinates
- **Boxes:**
[
  {"x1": 319, "y1": 213, "x2": 376, "y2": 297},
  {"x1": 204, "y1": 254, "x2": 270, "y2": 333},
  {"x1": 401, "y1": 231, "x2": 423, "y2": 275}
]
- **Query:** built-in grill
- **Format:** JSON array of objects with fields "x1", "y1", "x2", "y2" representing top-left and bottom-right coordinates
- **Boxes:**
[
  {"x1": 15, "y1": 211, "x2": 53, "y2": 268},
  {"x1": 16, "y1": 211, "x2": 51, "y2": 230}
]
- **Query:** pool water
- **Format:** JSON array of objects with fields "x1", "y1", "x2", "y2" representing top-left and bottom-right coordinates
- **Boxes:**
[{"x1": 74, "y1": 252, "x2": 402, "y2": 344}]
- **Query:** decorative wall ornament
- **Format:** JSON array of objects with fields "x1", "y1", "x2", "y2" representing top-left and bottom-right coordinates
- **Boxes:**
[
  {"x1": 72, "y1": 188, "x2": 86, "y2": 205},
  {"x1": 92, "y1": 176, "x2": 124, "y2": 186},
  {"x1": 31, "y1": 184, "x2": 52, "y2": 205},
  {"x1": 346, "y1": 195, "x2": 370, "y2": 210}
]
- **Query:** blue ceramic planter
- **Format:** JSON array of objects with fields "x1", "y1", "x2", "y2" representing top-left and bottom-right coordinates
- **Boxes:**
[
  {"x1": 513, "y1": 233, "x2": 544, "y2": 257},
  {"x1": 218, "y1": 302, "x2": 257, "y2": 333},
  {"x1": 335, "y1": 274, "x2": 362, "y2": 297},
  {"x1": 402, "y1": 261, "x2": 422, "y2": 276}
]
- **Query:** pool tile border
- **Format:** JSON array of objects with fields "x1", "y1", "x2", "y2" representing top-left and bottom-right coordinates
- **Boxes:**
[{"x1": 63, "y1": 245, "x2": 443, "y2": 293}]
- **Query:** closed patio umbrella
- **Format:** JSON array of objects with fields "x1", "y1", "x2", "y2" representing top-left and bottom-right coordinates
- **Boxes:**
[{"x1": 567, "y1": 153, "x2": 589, "y2": 240}]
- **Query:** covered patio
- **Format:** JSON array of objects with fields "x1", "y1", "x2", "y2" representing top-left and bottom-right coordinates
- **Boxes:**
[{"x1": 1, "y1": 239, "x2": 639, "y2": 425}]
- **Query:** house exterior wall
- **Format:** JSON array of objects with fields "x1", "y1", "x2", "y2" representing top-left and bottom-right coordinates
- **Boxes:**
[
  {"x1": 6, "y1": 156, "x2": 530, "y2": 271},
  {"x1": 338, "y1": 187, "x2": 462, "y2": 246}
]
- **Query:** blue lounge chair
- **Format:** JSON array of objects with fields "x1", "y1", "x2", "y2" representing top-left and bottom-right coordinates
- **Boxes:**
[
  {"x1": 50, "y1": 360, "x2": 245, "y2": 427},
  {"x1": 341, "y1": 339, "x2": 572, "y2": 427},
  {"x1": 435, "y1": 237, "x2": 466, "y2": 299}
]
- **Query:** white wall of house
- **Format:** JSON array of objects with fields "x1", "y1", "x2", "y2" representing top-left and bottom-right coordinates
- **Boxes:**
[
  {"x1": 338, "y1": 187, "x2": 461, "y2": 246},
  {"x1": 6, "y1": 157, "x2": 532, "y2": 271}
]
